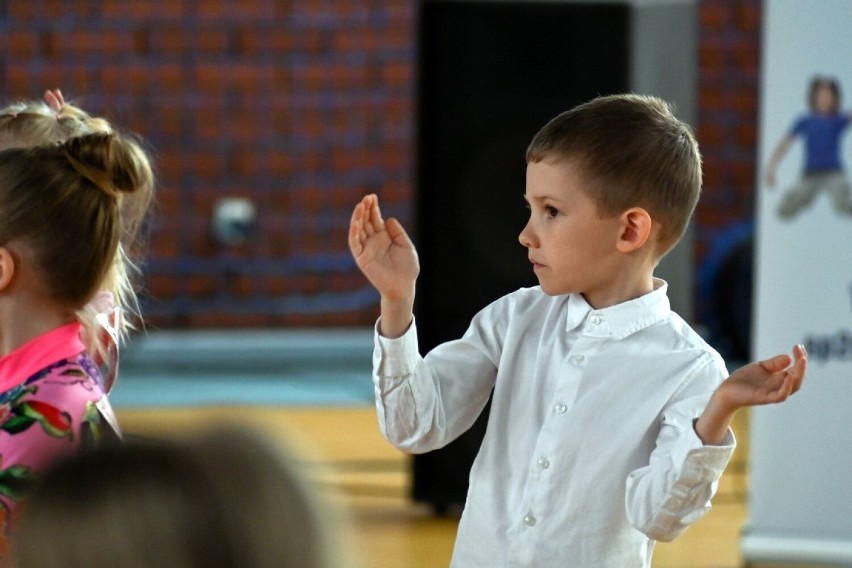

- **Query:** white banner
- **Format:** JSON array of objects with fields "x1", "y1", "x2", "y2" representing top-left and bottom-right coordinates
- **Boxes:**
[{"x1": 745, "y1": 0, "x2": 852, "y2": 563}]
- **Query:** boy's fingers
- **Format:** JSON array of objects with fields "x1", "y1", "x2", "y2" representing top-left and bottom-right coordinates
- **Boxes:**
[
  {"x1": 349, "y1": 201, "x2": 369, "y2": 254},
  {"x1": 367, "y1": 194, "x2": 385, "y2": 232},
  {"x1": 348, "y1": 221, "x2": 363, "y2": 255},
  {"x1": 760, "y1": 353, "x2": 792, "y2": 374},
  {"x1": 784, "y1": 344, "x2": 806, "y2": 379},
  {"x1": 778, "y1": 374, "x2": 794, "y2": 400},
  {"x1": 350, "y1": 199, "x2": 364, "y2": 223},
  {"x1": 790, "y1": 345, "x2": 807, "y2": 393},
  {"x1": 363, "y1": 199, "x2": 378, "y2": 236},
  {"x1": 793, "y1": 343, "x2": 808, "y2": 367},
  {"x1": 385, "y1": 217, "x2": 409, "y2": 244}
]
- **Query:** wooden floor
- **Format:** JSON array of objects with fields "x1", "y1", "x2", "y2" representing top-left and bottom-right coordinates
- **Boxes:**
[{"x1": 113, "y1": 406, "x2": 805, "y2": 568}]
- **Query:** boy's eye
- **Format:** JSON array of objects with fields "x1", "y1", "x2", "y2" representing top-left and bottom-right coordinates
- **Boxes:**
[{"x1": 545, "y1": 205, "x2": 559, "y2": 218}]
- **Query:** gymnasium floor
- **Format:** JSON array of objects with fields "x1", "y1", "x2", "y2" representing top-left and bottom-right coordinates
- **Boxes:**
[{"x1": 115, "y1": 405, "x2": 753, "y2": 568}]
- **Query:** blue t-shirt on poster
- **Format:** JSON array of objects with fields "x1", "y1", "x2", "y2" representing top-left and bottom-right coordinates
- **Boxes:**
[{"x1": 790, "y1": 113, "x2": 850, "y2": 172}]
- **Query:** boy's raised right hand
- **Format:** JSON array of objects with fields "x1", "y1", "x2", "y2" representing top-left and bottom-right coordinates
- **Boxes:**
[{"x1": 348, "y1": 194, "x2": 419, "y2": 338}]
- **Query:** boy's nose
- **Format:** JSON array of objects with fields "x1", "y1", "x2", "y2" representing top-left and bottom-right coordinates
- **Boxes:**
[{"x1": 518, "y1": 222, "x2": 535, "y2": 248}]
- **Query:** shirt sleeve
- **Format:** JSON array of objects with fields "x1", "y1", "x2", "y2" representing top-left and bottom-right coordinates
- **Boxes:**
[
  {"x1": 623, "y1": 354, "x2": 736, "y2": 542},
  {"x1": 790, "y1": 116, "x2": 807, "y2": 137},
  {"x1": 372, "y1": 312, "x2": 499, "y2": 454}
]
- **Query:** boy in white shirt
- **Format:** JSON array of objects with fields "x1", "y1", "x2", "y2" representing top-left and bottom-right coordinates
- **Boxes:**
[{"x1": 348, "y1": 93, "x2": 806, "y2": 568}]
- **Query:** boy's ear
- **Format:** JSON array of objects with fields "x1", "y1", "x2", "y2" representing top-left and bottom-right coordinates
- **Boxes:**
[
  {"x1": 0, "y1": 247, "x2": 16, "y2": 292},
  {"x1": 616, "y1": 208, "x2": 653, "y2": 253}
]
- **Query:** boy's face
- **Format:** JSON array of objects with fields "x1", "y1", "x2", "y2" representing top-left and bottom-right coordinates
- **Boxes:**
[
  {"x1": 519, "y1": 158, "x2": 626, "y2": 303},
  {"x1": 814, "y1": 86, "x2": 838, "y2": 114}
]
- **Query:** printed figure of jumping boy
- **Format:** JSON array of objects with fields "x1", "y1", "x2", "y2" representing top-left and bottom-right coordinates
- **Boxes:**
[{"x1": 765, "y1": 75, "x2": 852, "y2": 219}]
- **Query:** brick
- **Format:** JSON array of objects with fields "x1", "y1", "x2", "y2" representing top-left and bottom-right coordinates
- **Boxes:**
[
  {"x1": 5, "y1": 66, "x2": 33, "y2": 94},
  {"x1": 702, "y1": 166, "x2": 723, "y2": 191},
  {"x1": 195, "y1": 27, "x2": 231, "y2": 55},
  {"x1": 147, "y1": 238, "x2": 181, "y2": 261},
  {"x1": 697, "y1": 122, "x2": 725, "y2": 147},
  {"x1": 196, "y1": 1, "x2": 227, "y2": 20},
  {"x1": 186, "y1": 274, "x2": 219, "y2": 298},
  {"x1": 194, "y1": 64, "x2": 227, "y2": 95},
  {"x1": 102, "y1": 0, "x2": 159, "y2": 20},
  {"x1": 188, "y1": 312, "x2": 270, "y2": 328},
  {"x1": 146, "y1": 274, "x2": 180, "y2": 299},
  {"x1": 267, "y1": 153, "x2": 295, "y2": 177},
  {"x1": 700, "y1": 2, "x2": 730, "y2": 31},
  {"x1": 151, "y1": 24, "x2": 187, "y2": 54},
  {"x1": 155, "y1": 153, "x2": 188, "y2": 184},
  {"x1": 699, "y1": 87, "x2": 727, "y2": 111},
  {"x1": 699, "y1": 44, "x2": 726, "y2": 73},
  {"x1": 734, "y1": 2, "x2": 761, "y2": 33},
  {"x1": 225, "y1": 273, "x2": 256, "y2": 298},
  {"x1": 6, "y1": 31, "x2": 39, "y2": 59},
  {"x1": 188, "y1": 227, "x2": 217, "y2": 258},
  {"x1": 734, "y1": 124, "x2": 757, "y2": 148},
  {"x1": 730, "y1": 161, "x2": 757, "y2": 189},
  {"x1": 189, "y1": 150, "x2": 227, "y2": 180}
]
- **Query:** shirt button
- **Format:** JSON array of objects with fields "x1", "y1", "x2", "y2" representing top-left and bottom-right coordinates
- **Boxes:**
[
  {"x1": 523, "y1": 514, "x2": 537, "y2": 526},
  {"x1": 590, "y1": 314, "x2": 602, "y2": 325},
  {"x1": 572, "y1": 354, "x2": 584, "y2": 364},
  {"x1": 553, "y1": 403, "x2": 567, "y2": 414},
  {"x1": 537, "y1": 457, "x2": 550, "y2": 469}
]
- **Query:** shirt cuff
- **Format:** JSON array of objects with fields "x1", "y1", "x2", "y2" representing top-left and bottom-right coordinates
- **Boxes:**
[
  {"x1": 373, "y1": 316, "x2": 419, "y2": 378},
  {"x1": 672, "y1": 424, "x2": 737, "y2": 481}
]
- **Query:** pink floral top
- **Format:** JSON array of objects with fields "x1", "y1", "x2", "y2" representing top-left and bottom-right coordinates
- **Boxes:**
[{"x1": 0, "y1": 322, "x2": 119, "y2": 554}]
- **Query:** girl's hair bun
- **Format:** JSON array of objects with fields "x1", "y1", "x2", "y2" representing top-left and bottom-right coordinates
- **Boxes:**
[{"x1": 62, "y1": 132, "x2": 151, "y2": 199}]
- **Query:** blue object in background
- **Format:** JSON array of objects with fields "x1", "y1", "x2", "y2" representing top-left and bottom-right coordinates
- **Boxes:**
[{"x1": 696, "y1": 219, "x2": 754, "y2": 364}]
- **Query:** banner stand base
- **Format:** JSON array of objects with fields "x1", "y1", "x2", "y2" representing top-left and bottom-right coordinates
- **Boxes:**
[{"x1": 742, "y1": 534, "x2": 852, "y2": 566}]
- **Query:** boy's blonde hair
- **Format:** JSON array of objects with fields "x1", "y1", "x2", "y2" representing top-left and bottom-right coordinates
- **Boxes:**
[
  {"x1": 526, "y1": 93, "x2": 702, "y2": 257},
  {"x1": 0, "y1": 97, "x2": 153, "y2": 364}
]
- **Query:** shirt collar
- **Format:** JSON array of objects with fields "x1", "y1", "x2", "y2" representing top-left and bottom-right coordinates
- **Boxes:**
[
  {"x1": 0, "y1": 322, "x2": 86, "y2": 392},
  {"x1": 565, "y1": 278, "x2": 671, "y2": 340},
  {"x1": 564, "y1": 293, "x2": 594, "y2": 332}
]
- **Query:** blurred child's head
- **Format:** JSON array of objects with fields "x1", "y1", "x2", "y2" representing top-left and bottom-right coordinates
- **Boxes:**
[
  {"x1": 12, "y1": 428, "x2": 346, "y2": 568},
  {"x1": 0, "y1": 133, "x2": 150, "y2": 313},
  {"x1": 808, "y1": 76, "x2": 841, "y2": 114},
  {"x1": 525, "y1": 94, "x2": 702, "y2": 259}
]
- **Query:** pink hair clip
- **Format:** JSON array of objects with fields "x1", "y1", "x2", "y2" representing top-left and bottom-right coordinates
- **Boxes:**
[{"x1": 44, "y1": 89, "x2": 65, "y2": 114}]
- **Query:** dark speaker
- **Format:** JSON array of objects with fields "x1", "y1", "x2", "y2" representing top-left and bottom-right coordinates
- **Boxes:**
[{"x1": 412, "y1": 0, "x2": 696, "y2": 513}]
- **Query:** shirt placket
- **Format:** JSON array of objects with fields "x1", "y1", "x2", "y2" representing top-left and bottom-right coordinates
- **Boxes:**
[{"x1": 510, "y1": 332, "x2": 592, "y2": 564}]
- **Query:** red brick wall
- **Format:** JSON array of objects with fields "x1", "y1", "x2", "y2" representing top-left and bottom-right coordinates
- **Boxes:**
[
  {"x1": 693, "y1": 0, "x2": 761, "y2": 345},
  {"x1": 0, "y1": 0, "x2": 759, "y2": 330},
  {"x1": 695, "y1": 0, "x2": 761, "y2": 256},
  {"x1": 1, "y1": 1, "x2": 415, "y2": 328}
]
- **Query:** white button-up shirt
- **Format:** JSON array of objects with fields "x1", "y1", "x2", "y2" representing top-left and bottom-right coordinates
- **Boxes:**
[{"x1": 373, "y1": 281, "x2": 735, "y2": 568}]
